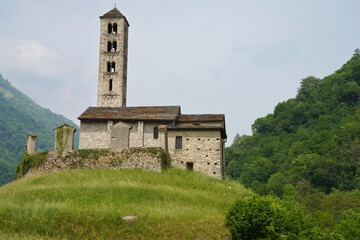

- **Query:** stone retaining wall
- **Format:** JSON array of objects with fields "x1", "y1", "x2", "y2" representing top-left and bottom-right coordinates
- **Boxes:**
[{"x1": 24, "y1": 147, "x2": 167, "y2": 178}]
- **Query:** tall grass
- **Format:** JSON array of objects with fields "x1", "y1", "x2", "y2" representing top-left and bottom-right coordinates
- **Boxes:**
[{"x1": 0, "y1": 168, "x2": 252, "y2": 239}]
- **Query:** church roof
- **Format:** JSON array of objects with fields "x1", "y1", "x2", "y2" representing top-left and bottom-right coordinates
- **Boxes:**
[
  {"x1": 100, "y1": 7, "x2": 129, "y2": 26},
  {"x1": 54, "y1": 123, "x2": 77, "y2": 131},
  {"x1": 177, "y1": 114, "x2": 225, "y2": 122},
  {"x1": 172, "y1": 114, "x2": 227, "y2": 138},
  {"x1": 78, "y1": 106, "x2": 181, "y2": 121}
]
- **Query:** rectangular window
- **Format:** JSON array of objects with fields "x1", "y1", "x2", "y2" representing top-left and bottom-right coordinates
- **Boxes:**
[
  {"x1": 175, "y1": 136, "x2": 182, "y2": 149},
  {"x1": 153, "y1": 127, "x2": 159, "y2": 139},
  {"x1": 109, "y1": 79, "x2": 113, "y2": 91}
]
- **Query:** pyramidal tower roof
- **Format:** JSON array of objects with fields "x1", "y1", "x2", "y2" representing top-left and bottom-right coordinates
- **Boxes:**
[{"x1": 100, "y1": 7, "x2": 129, "y2": 26}]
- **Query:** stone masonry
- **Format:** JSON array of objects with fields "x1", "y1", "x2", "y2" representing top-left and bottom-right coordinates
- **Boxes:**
[
  {"x1": 79, "y1": 120, "x2": 164, "y2": 150},
  {"x1": 23, "y1": 148, "x2": 165, "y2": 178},
  {"x1": 168, "y1": 130, "x2": 224, "y2": 179},
  {"x1": 54, "y1": 124, "x2": 77, "y2": 157},
  {"x1": 97, "y1": 8, "x2": 129, "y2": 107},
  {"x1": 25, "y1": 133, "x2": 37, "y2": 156}
]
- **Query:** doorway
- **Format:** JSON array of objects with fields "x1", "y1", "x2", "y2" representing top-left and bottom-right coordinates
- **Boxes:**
[{"x1": 186, "y1": 162, "x2": 193, "y2": 171}]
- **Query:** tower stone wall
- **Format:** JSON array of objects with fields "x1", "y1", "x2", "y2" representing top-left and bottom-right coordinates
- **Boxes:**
[{"x1": 97, "y1": 9, "x2": 129, "y2": 107}]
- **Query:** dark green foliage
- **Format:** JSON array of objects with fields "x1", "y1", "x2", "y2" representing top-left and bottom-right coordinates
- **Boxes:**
[
  {"x1": 225, "y1": 195, "x2": 316, "y2": 240},
  {"x1": 226, "y1": 53, "x2": 360, "y2": 195},
  {"x1": 0, "y1": 73, "x2": 79, "y2": 185},
  {"x1": 226, "y1": 51, "x2": 360, "y2": 238},
  {"x1": 300, "y1": 190, "x2": 360, "y2": 228}
]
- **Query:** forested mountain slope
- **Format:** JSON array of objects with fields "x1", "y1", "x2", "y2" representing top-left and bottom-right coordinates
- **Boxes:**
[
  {"x1": 226, "y1": 51, "x2": 360, "y2": 196},
  {"x1": 0, "y1": 74, "x2": 79, "y2": 185}
]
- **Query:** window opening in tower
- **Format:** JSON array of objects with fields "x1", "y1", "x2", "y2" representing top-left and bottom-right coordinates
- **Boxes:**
[
  {"x1": 113, "y1": 23, "x2": 118, "y2": 33},
  {"x1": 111, "y1": 62, "x2": 115, "y2": 72},
  {"x1": 107, "y1": 23, "x2": 112, "y2": 33},
  {"x1": 109, "y1": 79, "x2": 113, "y2": 91}
]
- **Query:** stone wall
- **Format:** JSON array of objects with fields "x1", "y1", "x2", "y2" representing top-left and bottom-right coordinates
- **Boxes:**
[
  {"x1": 167, "y1": 130, "x2": 224, "y2": 179},
  {"x1": 128, "y1": 121, "x2": 162, "y2": 148},
  {"x1": 143, "y1": 122, "x2": 162, "y2": 147},
  {"x1": 24, "y1": 147, "x2": 166, "y2": 178},
  {"x1": 129, "y1": 121, "x2": 142, "y2": 147},
  {"x1": 80, "y1": 120, "x2": 164, "y2": 150},
  {"x1": 79, "y1": 121, "x2": 110, "y2": 149}
]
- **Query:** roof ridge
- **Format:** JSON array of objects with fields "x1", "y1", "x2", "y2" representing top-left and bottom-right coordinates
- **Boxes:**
[{"x1": 100, "y1": 7, "x2": 130, "y2": 26}]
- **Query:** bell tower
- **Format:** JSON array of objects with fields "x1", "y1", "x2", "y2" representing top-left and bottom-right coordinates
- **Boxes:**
[{"x1": 97, "y1": 7, "x2": 129, "y2": 107}]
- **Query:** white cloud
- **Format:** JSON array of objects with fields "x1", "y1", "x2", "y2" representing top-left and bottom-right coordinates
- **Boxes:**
[
  {"x1": 0, "y1": 38, "x2": 71, "y2": 77},
  {"x1": 17, "y1": 40, "x2": 60, "y2": 76}
]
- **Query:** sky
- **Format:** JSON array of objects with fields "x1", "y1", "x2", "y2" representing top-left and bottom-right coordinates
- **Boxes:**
[{"x1": 0, "y1": 0, "x2": 359, "y2": 146}]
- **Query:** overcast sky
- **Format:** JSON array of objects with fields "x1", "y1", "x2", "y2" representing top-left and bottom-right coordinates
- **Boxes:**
[{"x1": 0, "y1": 0, "x2": 359, "y2": 145}]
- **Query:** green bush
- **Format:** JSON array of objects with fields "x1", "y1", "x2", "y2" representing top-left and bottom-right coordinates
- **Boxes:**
[
  {"x1": 15, "y1": 153, "x2": 32, "y2": 177},
  {"x1": 159, "y1": 148, "x2": 171, "y2": 169},
  {"x1": 335, "y1": 209, "x2": 360, "y2": 239},
  {"x1": 225, "y1": 195, "x2": 316, "y2": 240}
]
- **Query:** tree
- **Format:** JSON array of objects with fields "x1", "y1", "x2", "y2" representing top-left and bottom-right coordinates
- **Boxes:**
[
  {"x1": 225, "y1": 195, "x2": 316, "y2": 240},
  {"x1": 335, "y1": 209, "x2": 360, "y2": 239},
  {"x1": 296, "y1": 76, "x2": 320, "y2": 100},
  {"x1": 354, "y1": 48, "x2": 360, "y2": 56}
]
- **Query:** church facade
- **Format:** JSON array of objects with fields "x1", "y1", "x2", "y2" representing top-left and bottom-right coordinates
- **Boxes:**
[{"x1": 78, "y1": 7, "x2": 227, "y2": 179}]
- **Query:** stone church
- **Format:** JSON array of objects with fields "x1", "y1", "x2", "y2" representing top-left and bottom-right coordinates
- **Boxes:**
[{"x1": 78, "y1": 7, "x2": 227, "y2": 179}]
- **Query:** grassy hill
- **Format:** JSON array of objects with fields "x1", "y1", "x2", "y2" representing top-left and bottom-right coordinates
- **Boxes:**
[
  {"x1": 0, "y1": 168, "x2": 252, "y2": 239},
  {"x1": 0, "y1": 73, "x2": 79, "y2": 186}
]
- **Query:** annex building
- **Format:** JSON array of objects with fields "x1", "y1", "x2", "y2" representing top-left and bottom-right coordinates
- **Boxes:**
[{"x1": 78, "y1": 7, "x2": 227, "y2": 179}]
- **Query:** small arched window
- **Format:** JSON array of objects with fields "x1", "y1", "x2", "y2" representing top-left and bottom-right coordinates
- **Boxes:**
[
  {"x1": 109, "y1": 79, "x2": 113, "y2": 91},
  {"x1": 111, "y1": 62, "x2": 115, "y2": 72},
  {"x1": 107, "y1": 62, "x2": 111, "y2": 72},
  {"x1": 113, "y1": 23, "x2": 118, "y2": 33},
  {"x1": 107, "y1": 41, "x2": 112, "y2": 52},
  {"x1": 153, "y1": 127, "x2": 159, "y2": 139},
  {"x1": 107, "y1": 23, "x2": 112, "y2": 33},
  {"x1": 113, "y1": 41, "x2": 117, "y2": 52}
]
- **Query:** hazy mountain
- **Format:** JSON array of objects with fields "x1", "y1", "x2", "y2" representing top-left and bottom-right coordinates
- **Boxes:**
[{"x1": 0, "y1": 73, "x2": 79, "y2": 185}]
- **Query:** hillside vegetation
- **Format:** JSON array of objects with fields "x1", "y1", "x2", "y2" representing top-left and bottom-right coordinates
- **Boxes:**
[
  {"x1": 226, "y1": 51, "x2": 360, "y2": 195},
  {"x1": 225, "y1": 51, "x2": 360, "y2": 234},
  {"x1": 0, "y1": 74, "x2": 79, "y2": 185},
  {"x1": 0, "y1": 168, "x2": 252, "y2": 239}
]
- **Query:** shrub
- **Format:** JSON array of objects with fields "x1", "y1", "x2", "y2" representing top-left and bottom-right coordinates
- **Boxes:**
[
  {"x1": 16, "y1": 152, "x2": 48, "y2": 178},
  {"x1": 225, "y1": 195, "x2": 316, "y2": 240},
  {"x1": 335, "y1": 209, "x2": 360, "y2": 239},
  {"x1": 159, "y1": 148, "x2": 171, "y2": 169}
]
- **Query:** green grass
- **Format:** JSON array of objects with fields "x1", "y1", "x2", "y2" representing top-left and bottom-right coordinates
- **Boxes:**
[{"x1": 0, "y1": 168, "x2": 252, "y2": 239}]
